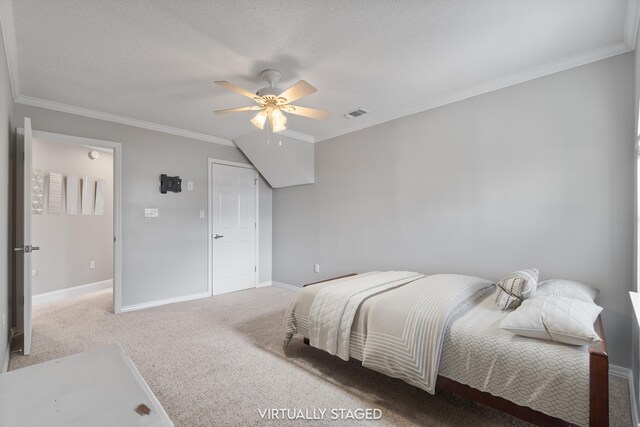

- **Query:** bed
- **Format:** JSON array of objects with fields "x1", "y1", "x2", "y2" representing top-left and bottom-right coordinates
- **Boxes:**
[{"x1": 283, "y1": 272, "x2": 608, "y2": 427}]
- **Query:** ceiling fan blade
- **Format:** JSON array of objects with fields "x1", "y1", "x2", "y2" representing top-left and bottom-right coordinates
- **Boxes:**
[
  {"x1": 278, "y1": 80, "x2": 317, "y2": 103},
  {"x1": 215, "y1": 81, "x2": 260, "y2": 101},
  {"x1": 213, "y1": 106, "x2": 262, "y2": 114},
  {"x1": 286, "y1": 105, "x2": 330, "y2": 120}
]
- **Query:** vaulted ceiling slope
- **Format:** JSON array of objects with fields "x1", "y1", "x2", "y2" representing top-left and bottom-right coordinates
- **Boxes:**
[{"x1": 2, "y1": 0, "x2": 638, "y2": 145}]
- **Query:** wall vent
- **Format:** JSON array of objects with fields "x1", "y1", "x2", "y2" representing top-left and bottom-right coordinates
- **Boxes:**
[{"x1": 343, "y1": 109, "x2": 369, "y2": 119}]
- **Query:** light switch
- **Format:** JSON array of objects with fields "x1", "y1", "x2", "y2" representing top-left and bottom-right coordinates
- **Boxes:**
[
  {"x1": 199, "y1": 210, "x2": 205, "y2": 219},
  {"x1": 32, "y1": 269, "x2": 38, "y2": 277},
  {"x1": 187, "y1": 181, "x2": 194, "y2": 191},
  {"x1": 90, "y1": 260, "x2": 96, "y2": 269}
]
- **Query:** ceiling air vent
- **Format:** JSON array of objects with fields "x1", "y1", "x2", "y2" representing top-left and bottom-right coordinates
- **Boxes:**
[{"x1": 343, "y1": 109, "x2": 369, "y2": 119}]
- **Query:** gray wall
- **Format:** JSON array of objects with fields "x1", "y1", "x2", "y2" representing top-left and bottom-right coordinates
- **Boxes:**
[
  {"x1": 32, "y1": 138, "x2": 113, "y2": 295},
  {"x1": 0, "y1": 24, "x2": 13, "y2": 370},
  {"x1": 13, "y1": 104, "x2": 272, "y2": 309},
  {"x1": 273, "y1": 53, "x2": 635, "y2": 368}
]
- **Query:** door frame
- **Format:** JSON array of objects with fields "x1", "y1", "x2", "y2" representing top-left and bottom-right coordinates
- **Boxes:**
[
  {"x1": 26, "y1": 130, "x2": 124, "y2": 314},
  {"x1": 207, "y1": 158, "x2": 259, "y2": 296}
]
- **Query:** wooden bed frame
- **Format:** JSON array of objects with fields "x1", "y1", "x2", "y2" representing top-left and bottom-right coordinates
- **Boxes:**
[{"x1": 301, "y1": 273, "x2": 609, "y2": 427}]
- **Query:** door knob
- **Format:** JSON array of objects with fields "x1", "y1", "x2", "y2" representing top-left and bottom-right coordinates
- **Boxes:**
[
  {"x1": 14, "y1": 245, "x2": 40, "y2": 253},
  {"x1": 213, "y1": 234, "x2": 224, "y2": 240}
]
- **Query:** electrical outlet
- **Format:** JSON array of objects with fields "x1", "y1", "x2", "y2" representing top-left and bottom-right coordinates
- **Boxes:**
[
  {"x1": 187, "y1": 181, "x2": 194, "y2": 191},
  {"x1": 90, "y1": 260, "x2": 96, "y2": 269},
  {"x1": 199, "y1": 210, "x2": 205, "y2": 219},
  {"x1": 144, "y1": 208, "x2": 159, "y2": 218},
  {"x1": 314, "y1": 264, "x2": 320, "y2": 273}
]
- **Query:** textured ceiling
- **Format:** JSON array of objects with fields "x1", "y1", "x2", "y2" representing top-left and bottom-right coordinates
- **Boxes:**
[{"x1": 8, "y1": 0, "x2": 634, "y2": 143}]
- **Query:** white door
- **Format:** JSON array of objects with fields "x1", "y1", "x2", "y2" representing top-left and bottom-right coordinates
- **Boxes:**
[
  {"x1": 15, "y1": 118, "x2": 37, "y2": 355},
  {"x1": 211, "y1": 164, "x2": 257, "y2": 295}
]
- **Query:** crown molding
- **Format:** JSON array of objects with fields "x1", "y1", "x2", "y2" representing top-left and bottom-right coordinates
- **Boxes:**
[
  {"x1": 625, "y1": 0, "x2": 640, "y2": 48},
  {"x1": 16, "y1": 93, "x2": 315, "y2": 145},
  {"x1": 281, "y1": 128, "x2": 315, "y2": 143},
  {"x1": 16, "y1": 95, "x2": 236, "y2": 146},
  {"x1": 315, "y1": 41, "x2": 632, "y2": 143}
]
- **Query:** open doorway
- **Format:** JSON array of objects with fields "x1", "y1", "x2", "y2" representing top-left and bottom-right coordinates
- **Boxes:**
[
  {"x1": 12, "y1": 124, "x2": 122, "y2": 358},
  {"x1": 26, "y1": 129, "x2": 123, "y2": 317},
  {"x1": 30, "y1": 136, "x2": 114, "y2": 309}
]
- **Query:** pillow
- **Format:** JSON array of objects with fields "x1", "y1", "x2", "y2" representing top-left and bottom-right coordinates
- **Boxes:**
[
  {"x1": 500, "y1": 296, "x2": 602, "y2": 345},
  {"x1": 536, "y1": 279, "x2": 599, "y2": 302},
  {"x1": 495, "y1": 268, "x2": 539, "y2": 310}
]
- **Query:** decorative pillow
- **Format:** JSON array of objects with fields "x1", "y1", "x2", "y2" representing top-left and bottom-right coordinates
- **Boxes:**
[
  {"x1": 536, "y1": 279, "x2": 599, "y2": 303},
  {"x1": 500, "y1": 296, "x2": 602, "y2": 345},
  {"x1": 494, "y1": 268, "x2": 539, "y2": 310}
]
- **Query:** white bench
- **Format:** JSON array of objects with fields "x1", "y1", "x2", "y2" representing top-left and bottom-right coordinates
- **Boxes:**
[{"x1": 0, "y1": 343, "x2": 173, "y2": 427}]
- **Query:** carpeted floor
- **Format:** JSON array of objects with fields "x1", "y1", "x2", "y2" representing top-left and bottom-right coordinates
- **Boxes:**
[{"x1": 9, "y1": 287, "x2": 633, "y2": 426}]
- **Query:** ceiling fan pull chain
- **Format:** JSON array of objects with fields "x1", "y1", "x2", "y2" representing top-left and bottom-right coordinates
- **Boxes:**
[{"x1": 267, "y1": 118, "x2": 271, "y2": 146}]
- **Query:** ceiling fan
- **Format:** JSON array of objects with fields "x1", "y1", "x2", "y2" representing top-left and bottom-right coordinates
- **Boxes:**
[{"x1": 214, "y1": 69, "x2": 330, "y2": 133}]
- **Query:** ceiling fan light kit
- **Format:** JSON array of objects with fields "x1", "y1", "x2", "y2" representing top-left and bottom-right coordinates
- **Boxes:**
[
  {"x1": 214, "y1": 69, "x2": 330, "y2": 137},
  {"x1": 269, "y1": 108, "x2": 287, "y2": 132},
  {"x1": 250, "y1": 109, "x2": 268, "y2": 129}
]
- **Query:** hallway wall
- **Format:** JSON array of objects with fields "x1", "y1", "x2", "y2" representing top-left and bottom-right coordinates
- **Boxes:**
[{"x1": 31, "y1": 138, "x2": 113, "y2": 295}]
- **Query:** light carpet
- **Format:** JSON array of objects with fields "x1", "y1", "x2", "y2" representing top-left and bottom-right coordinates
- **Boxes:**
[{"x1": 9, "y1": 287, "x2": 633, "y2": 426}]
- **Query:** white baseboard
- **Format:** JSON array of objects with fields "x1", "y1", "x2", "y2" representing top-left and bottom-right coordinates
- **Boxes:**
[
  {"x1": 271, "y1": 281, "x2": 301, "y2": 292},
  {"x1": 610, "y1": 364, "x2": 639, "y2": 427},
  {"x1": 610, "y1": 364, "x2": 630, "y2": 378},
  {"x1": 257, "y1": 281, "x2": 272, "y2": 288},
  {"x1": 120, "y1": 291, "x2": 210, "y2": 313},
  {"x1": 33, "y1": 279, "x2": 113, "y2": 305}
]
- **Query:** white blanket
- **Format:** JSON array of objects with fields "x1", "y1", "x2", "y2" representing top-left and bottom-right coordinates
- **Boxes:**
[
  {"x1": 291, "y1": 272, "x2": 493, "y2": 394},
  {"x1": 359, "y1": 274, "x2": 492, "y2": 393},
  {"x1": 308, "y1": 271, "x2": 425, "y2": 360}
]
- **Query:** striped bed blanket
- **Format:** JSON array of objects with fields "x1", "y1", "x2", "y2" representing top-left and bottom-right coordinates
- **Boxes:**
[{"x1": 284, "y1": 271, "x2": 493, "y2": 394}]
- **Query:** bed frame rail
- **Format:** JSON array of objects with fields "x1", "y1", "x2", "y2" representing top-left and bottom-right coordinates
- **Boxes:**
[{"x1": 589, "y1": 316, "x2": 609, "y2": 426}]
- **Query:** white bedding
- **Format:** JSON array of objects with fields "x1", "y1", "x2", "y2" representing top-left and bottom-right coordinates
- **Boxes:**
[
  {"x1": 307, "y1": 271, "x2": 425, "y2": 360},
  {"x1": 287, "y1": 272, "x2": 493, "y2": 394},
  {"x1": 439, "y1": 292, "x2": 590, "y2": 426},
  {"x1": 284, "y1": 274, "x2": 590, "y2": 426}
]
